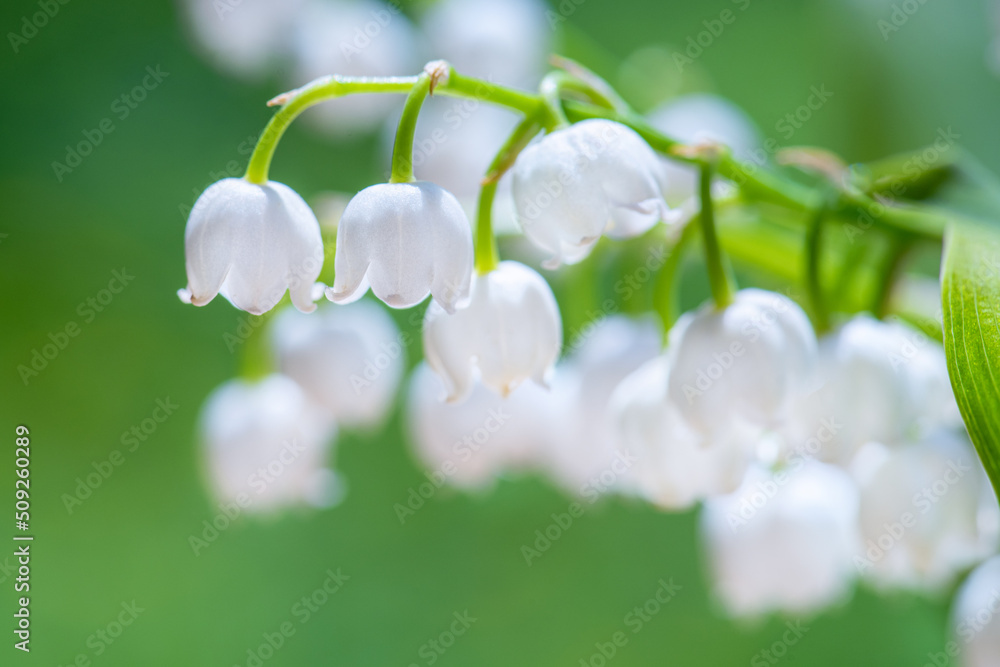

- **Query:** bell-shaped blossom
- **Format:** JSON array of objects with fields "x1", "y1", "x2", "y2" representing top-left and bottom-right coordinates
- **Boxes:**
[
  {"x1": 181, "y1": 0, "x2": 306, "y2": 79},
  {"x1": 666, "y1": 289, "x2": 817, "y2": 439},
  {"x1": 423, "y1": 261, "x2": 560, "y2": 402},
  {"x1": 540, "y1": 315, "x2": 662, "y2": 494},
  {"x1": 951, "y1": 555, "x2": 1000, "y2": 667},
  {"x1": 701, "y1": 461, "x2": 860, "y2": 617},
  {"x1": 781, "y1": 315, "x2": 952, "y2": 465},
  {"x1": 179, "y1": 178, "x2": 324, "y2": 315},
  {"x1": 405, "y1": 363, "x2": 559, "y2": 489},
  {"x1": 270, "y1": 300, "x2": 404, "y2": 427},
  {"x1": 647, "y1": 94, "x2": 761, "y2": 204},
  {"x1": 419, "y1": 0, "x2": 549, "y2": 89},
  {"x1": 511, "y1": 119, "x2": 675, "y2": 268},
  {"x1": 199, "y1": 374, "x2": 341, "y2": 513},
  {"x1": 290, "y1": 0, "x2": 419, "y2": 135},
  {"x1": 610, "y1": 356, "x2": 752, "y2": 510},
  {"x1": 328, "y1": 181, "x2": 474, "y2": 312},
  {"x1": 852, "y1": 434, "x2": 999, "y2": 593}
]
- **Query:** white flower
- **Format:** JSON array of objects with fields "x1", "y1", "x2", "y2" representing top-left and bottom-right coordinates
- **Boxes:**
[
  {"x1": 647, "y1": 93, "x2": 760, "y2": 204},
  {"x1": 327, "y1": 181, "x2": 474, "y2": 312},
  {"x1": 541, "y1": 315, "x2": 663, "y2": 493},
  {"x1": 270, "y1": 300, "x2": 404, "y2": 427},
  {"x1": 405, "y1": 363, "x2": 558, "y2": 488},
  {"x1": 199, "y1": 374, "x2": 341, "y2": 513},
  {"x1": 852, "y1": 434, "x2": 999, "y2": 593},
  {"x1": 419, "y1": 0, "x2": 549, "y2": 88},
  {"x1": 511, "y1": 119, "x2": 674, "y2": 268},
  {"x1": 951, "y1": 555, "x2": 1000, "y2": 667},
  {"x1": 290, "y1": 0, "x2": 419, "y2": 135},
  {"x1": 423, "y1": 261, "x2": 561, "y2": 402},
  {"x1": 178, "y1": 178, "x2": 324, "y2": 315},
  {"x1": 181, "y1": 0, "x2": 306, "y2": 79},
  {"x1": 610, "y1": 356, "x2": 752, "y2": 510},
  {"x1": 701, "y1": 461, "x2": 860, "y2": 617},
  {"x1": 666, "y1": 288, "x2": 817, "y2": 438}
]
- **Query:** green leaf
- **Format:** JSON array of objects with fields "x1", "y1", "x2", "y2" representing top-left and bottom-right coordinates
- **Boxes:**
[{"x1": 942, "y1": 224, "x2": 1000, "y2": 499}]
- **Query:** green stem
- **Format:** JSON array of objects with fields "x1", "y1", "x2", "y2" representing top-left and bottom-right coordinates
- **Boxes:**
[
  {"x1": 245, "y1": 75, "x2": 419, "y2": 184},
  {"x1": 654, "y1": 218, "x2": 698, "y2": 331},
  {"x1": 390, "y1": 74, "x2": 432, "y2": 184},
  {"x1": 539, "y1": 72, "x2": 572, "y2": 128},
  {"x1": 699, "y1": 162, "x2": 735, "y2": 309},
  {"x1": 805, "y1": 198, "x2": 832, "y2": 333},
  {"x1": 475, "y1": 115, "x2": 542, "y2": 274}
]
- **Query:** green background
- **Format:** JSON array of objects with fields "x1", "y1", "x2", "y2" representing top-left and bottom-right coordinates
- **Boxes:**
[{"x1": 1, "y1": 0, "x2": 995, "y2": 664}]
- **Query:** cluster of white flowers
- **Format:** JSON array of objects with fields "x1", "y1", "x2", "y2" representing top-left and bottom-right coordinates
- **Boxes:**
[{"x1": 177, "y1": 6, "x2": 998, "y2": 647}]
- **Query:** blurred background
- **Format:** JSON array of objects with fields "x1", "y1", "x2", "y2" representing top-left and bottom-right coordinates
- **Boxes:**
[{"x1": 2, "y1": 0, "x2": 999, "y2": 664}]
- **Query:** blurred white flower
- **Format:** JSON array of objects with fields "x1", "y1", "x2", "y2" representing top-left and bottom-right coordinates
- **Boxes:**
[
  {"x1": 701, "y1": 461, "x2": 860, "y2": 617},
  {"x1": 406, "y1": 363, "x2": 558, "y2": 489},
  {"x1": 610, "y1": 355, "x2": 752, "y2": 510},
  {"x1": 852, "y1": 434, "x2": 999, "y2": 593},
  {"x1": 181, "y1": 0, "x2": 306, "y2": 79},
  {"x1": 512, "y1": 119, "x2": 675, "y2": 268},
  {"x1": 178, "y1": 178, "x2": 324, "y2": 315},
  {"x1": 542, "y1": 315, "x2": 662, "y2": 494},
  {"x1": 200, "y1": 374, "x2": 341, "y2": 513},
  {"x1": 327, "y1": 181, "x2": 474, "y2": 312},
  {"x1": 419, "y1": 0, "x2": 549, "y2": 88},
  {"x1": 271, "y1": 300, "x2": 404, "y2": 427},
  {"x1": 647, "y1": 93, "x2": 761, "y2": 204},
  {"x1": 951, "y1": 555, "x2": 1000, "y2": 667},
  {"x1": 290, "y1": 0, "x2": 420, "y2": 135},
  {"x1": 423, "y1": 261, "x2": 561, "y2": 402},
  {"x1": 666, "y1": 289, "x2": 817, "y2": 439}
]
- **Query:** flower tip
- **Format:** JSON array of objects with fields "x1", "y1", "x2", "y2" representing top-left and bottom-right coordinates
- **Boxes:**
[
  {"x1": 177, "y1": 288, "x2": 192, "y2": 305},
  {"x1": 541, "y1": 257, "x2": 562, "y2": 271}
]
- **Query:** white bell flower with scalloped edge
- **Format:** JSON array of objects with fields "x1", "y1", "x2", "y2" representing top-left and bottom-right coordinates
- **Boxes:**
[
  {"x1": 199, "y1": 374, "x2": 341, "y2": 513},
  {"x1": 511, "y1": 119, "x2": 676, "y2": 268},
  {"x1": 666, "y1": 288, "x2": 818, "y2": 439},
  {"x1": 405, "y1": 363, "x2": 559, "y2": 489},
  {"x1": 951, "y1": 555, "x2": 1000, "y2": 667},
  {"x1": 328, "y1": 181, "x2": 474, "y2": 313},
  {"x1": 270, "y1": 300, "x2": 404, "y2": 428},
  {"x1": 852, "y1": 434, "x2": 999, "y2": 593},
  {"x1": 701, "y1": 461, "x2": 861, "y2": 618},
  {"x1": 610, "y1": 356, "x2": 753, "y2": 510},
  {"x1": 423, "y1": 260, "x2": 560, "y2": 402},
  {"x1": 178, "y1": 177, "x2": 324, "y2": 315}
]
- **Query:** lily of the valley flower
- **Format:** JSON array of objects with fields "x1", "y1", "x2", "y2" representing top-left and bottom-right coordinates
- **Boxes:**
[
  {"x1": 511, "y1": 119, "x2": 674, "y2": 268},
  {"x1": 270, "y1": 300, "x2": 404, "y2": 427},
  {"x1": 199, "y1": 374, "x2": 341, "y2": 513},
  {"x1": 609, "y1": 356, "x2": 751, "y2": 510},
  {"x1": 951, "y1": 555, "x2": 1000, "y2": 667},
  {"x1": 328, "y1": 181, "x2": 474, "y2": 312},
  {"x1": 423, "y1": 261, "x2": 561, "y2": 402},
  {"x1": 701, "y1": 461, "x2": 860, "y2": 617},
  {"x1": 666, "y1": 288, "x2": 817, "y2": 438},
  {"x1": 178, "y1": 177, "x2": 324, "y2": 315}
]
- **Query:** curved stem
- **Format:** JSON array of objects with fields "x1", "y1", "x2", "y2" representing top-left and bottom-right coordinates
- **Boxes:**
[
  {"x1": 475, "y1": 114, "x2": 542, "y2": 274},
  {"x1": 539, "y1": 72, "x2": 572, "y2": 129},
  {"x1": 390, "y1": 73, "x2": 432, "y2": 184},
  {"x1": 245, "y1": 75, "x2": 419, "y2": 184},
  {"x1": 655, "y1": 219, "x2": 699, "y2": 331},
  {"x1": 699, "y1": 162, "x2": 735, "y2": 309}
]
